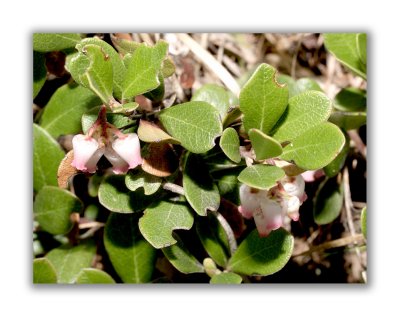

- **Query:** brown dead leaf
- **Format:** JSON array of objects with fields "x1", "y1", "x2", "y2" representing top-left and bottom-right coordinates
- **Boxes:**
[
  {"x1": 141, "y1": 143, "x2": 178, "y2": 177},
  {"x1": 57, "y1": 150, "x2": 78, "y2": 189}
]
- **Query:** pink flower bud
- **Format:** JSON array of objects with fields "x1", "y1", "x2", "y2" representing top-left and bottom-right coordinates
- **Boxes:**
[
  {"x1": 112, "y1": 133, "x2": 143, "y2": 169},
  {"x1": 71, "y1": 134, "x2": 104, "y2": 173}
]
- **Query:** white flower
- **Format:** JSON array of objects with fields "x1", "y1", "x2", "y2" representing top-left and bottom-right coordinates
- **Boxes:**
[
  {"x1": 111, "y1": 133, "x2": 143, "y2": 169},
  {"x1": 238, "y1": 175, "x2": 306, "y2": 237}
]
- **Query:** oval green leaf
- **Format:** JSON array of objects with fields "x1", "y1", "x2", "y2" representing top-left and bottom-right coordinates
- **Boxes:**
[
  {"x1": 33, "y1": 258, "x2": 57, "y2": 284},
  {"x1": 125, "y1": 169, "x2": 161, "y2": 195},
  {"x1": 33, "y1": 52, "x2": 47, "y2": 98},
  {"x1": 75, "y1": 268, "x2": 115, "y2": 284},
  {"x1": 249, "y1": 128, "x2": 283, "y2": 160},
  {"x1": 45, "y1": 240, "x2": 96, "y2": 284},
  {"x1": 239, "y1": 63, "x2": 289, "y2": 134},
  {"x1": 159, "y1": 101, "x2": 223, "y2": 154},
  {"x1": 323, "y1": 134, "x2": 349, "y2": 178},
  {"x1": 162, "y1": 234, "x2": 204, "y2": 274},
  {"x1": 104, "y1": 213, "x2": 156, "y2": 283},
  {"x1": 237, "y1": 164, "x2": 285, "y2": 190},
  {"x1": 220, "y1": 128, "x2": 241, "y2": 163},
  {"x1": 329, "y1": 111, "x2": 367, "y2": 131},
  {"x1": 210, "y1": 272, "x2": 242, "y2": 284},
  {"x1": 183, "y1": 153, "x2": 220, "y2": 216},
  {"x1": 313, "y1": 177, "x2": 344, "y2": 225},
  {"x1": 33, "y1": 124, "x2": 65, "y2": 192},
  {"x1": 98, "y1": 175, "x2": 155, "y2": 213},
  {"x1": 40, "y1": 83, "x2": 101, "y2": 138},
  {"x1": 228, "y1": 228, "x2": 294, "y2": 276},
  {"x1": 273, "y1": 91, "x2": 333, "y2": 142},
  {"x1": 334, "y1": 87, "x2": 366, "y2": 112},
  {"x1": 279, "y1": 122, "x2": 346, "y2": 170},
  {"x1": 192, "y1": 84, "x2": 231, "y2": 120},
  {"x1": 33, "y1": 33, "x2": 81, "y2": 52},
  {"x1": 139, "y1": 200, "x2": 194, "y2": 249},
  {"x1": 34, "y1": 186, "x2": 83, "y2": 235}
]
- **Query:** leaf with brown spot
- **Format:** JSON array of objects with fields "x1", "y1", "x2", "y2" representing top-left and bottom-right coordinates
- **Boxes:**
[
  {"x1": 57, "y1": 150, "x2": 78, "y2": 189},
  {"x1": 141, "y1": 143, "x2": 178, "y2": 177}
]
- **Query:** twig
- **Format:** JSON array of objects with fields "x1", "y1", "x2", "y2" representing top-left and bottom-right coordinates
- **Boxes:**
[
  {"x1": 177, "y1": 33, "x2": 241, "y2": 97},
  {"x1": 162, "y1": 182, "x2": 184, "y2": 195}
]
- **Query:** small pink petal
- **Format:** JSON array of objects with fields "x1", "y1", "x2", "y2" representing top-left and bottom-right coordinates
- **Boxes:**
[
  {"x1": 238, "y1": 206, "x2": 254, "y2": 219},
  {"x1": 104, "y1": 146, "x2": 129, "y2": 174},
  {"x1": 71, "y1": 134, "x2": 100, "y2": 173},
  {"x1": 112, "y1": 133, "x2": 142, "y2": 169}
]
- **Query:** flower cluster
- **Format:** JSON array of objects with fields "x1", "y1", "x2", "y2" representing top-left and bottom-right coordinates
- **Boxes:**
[
  {"x1": 71, "y1": 106, "x2": 142, "y2": 174},
  {"x1": 238, "y1": 175, "x2": 307, "y2": 237}
]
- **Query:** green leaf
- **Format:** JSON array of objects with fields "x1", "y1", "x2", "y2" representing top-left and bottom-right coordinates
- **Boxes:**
[
  {"x1": 214, "y1": 168, "x2": 243, "y2": 205},
  {"x1": 334, "y1": 87, "x2": 366, "y2": 112},
  {"x1": 77, "y1": 37, "x2": 127, "y2": 99},
  {"x1": 210, "y1": 272, "x2": 242, "y2": 284},
  {"x1": 33, "y1": 33, "x2": 81, "y2": 52},
  {"x1": 228, "y1": 228, "x2": 294, "y2": 276},
  {"x1": 75, "y1": 268, "x2": 115, "y2": 284},
  {"x1": 34, "y1": 186, "x2": 83, "y2": 235},
  {"x1": 272, "y1": 91, "x2": 333, "y2": 142},
  {"x1": 33, "y1": 52, "x2": 47, "y2": 98},
  {"x1": 192, "y1": 84, "x2": 231, "y2": 120},
  {"x1": 324, "y1": 33, "x2": 367, "y2": 79},
  {"x1": 162, "y1": 234, "x2": 204, "y2": 274},
  {"x1": 196, "y1": 212, "x2": 230, "y2": 267},
  {"x1": 40, "y1": 83, "x2": 101, "y2": 138},
  {"x1": 33, "y1": 258, "x2": 57, "y2": 284},
  {"x1": 33, "y1": 124, "x2": 65, "y2": 192},
  {"x1": 361, "y1": 206, "x2": 367, "y2": 238},
  {"x1": 104, "y1": 213, "x2": 156, "y2": 283},
  {"x1": 329, "y1": 111, "x2": 367, "y2": 131},
  {"x1": 239, "y1": 63, "x2": 289, "y2": 134},
  {"x1": 159, "y1": 101, "x2": 223, "y2": 154},
  {"x1": 220, "y1": 128, "x2": 241, "y2": 163},
  {"x1": 125, "y1": 169, "x2": 161, "y2": 195},
  {"x1": 323, "y1": 134, "x2": 350, "y2": 178},
  {"x1": 237, "y1": 164, "x2": 285, "y2": 190},
  {"x1": 277, "y1": 75, "x2": 322, "y2": 98},
  {"x1": 46, "y1": 240, "x2": 96, "y2": 284},
  {"x1": 183, "y1": 153, "x2": 220, "y2": 216},
  {"x1": 110, "y1": 34, "x2": 141, "y2": 55},
  {"x1": 161, "y1": 56, "x2": 176, "y2": 78},
  {"x1": 137, "y1": 119, "x2": 177, "y2": 143},
  {"x1": 122, "y1": 41, "x2": 168, "y2": 100},
  {"x1": 279, "y1": 122, "x2": 346, "y2": 170},
  {"x1": 81, "y1": 106, "x2": 134, "y2": 134},
  {"x1": 98, "y1": 175, "x2": 155, "y2": 213},
  {"x1": 139, "y1": 200, "x2": 194, "y2": 249},
  {"x1": 69, "y1": 44, "x2": 114, "y2": 104},
  {"x1": 313, "y1": 177, "x2": 344, "y2": 225},
  {"x1": 249, "y1": 128, "x2": 282, "y2": 160}
]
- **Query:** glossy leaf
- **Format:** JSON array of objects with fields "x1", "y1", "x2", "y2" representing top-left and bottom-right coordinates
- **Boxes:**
[
  {"x1": 210, "y1": 272, "x2": 242, "y2": 284},
  {"x1": 228, "y1": 228, "x2": 294, "y2": 276},
  {"x1": 68, "y1": 44, "x2": 114, "y2": 104},
  {"x1": 77, "y1": 37, "x2": 126, "y2": 99},
  {"x1": 137, "y1": 119, "x2": 177, "y2": 143},
  {"x1": 334, "y1": 87, "x2": 367, "y2": 112},
  {"x1": 361, "y1": 206, "x2": 367, "y2": 238},
  {"x1": 323, "y1": 134, "x2": 350, "y2": 178},
  {"x1": 159, "y1": 101, "x2": 223, "y2": 154},
  {"x1": 104, "y1": 213, "x2": 156, "y2": 283},
  {"x1": 98, "y1": 175, "x2": 155, "y2": 213},
  {"x1": 238, "y1": 164, "x2": 285, "y2": 190},
  {"x1": 162, "y1": 235, "x2": 204, "y2": 274},
  {"x1": 314, "y1": 176, "x2": 344, "y2": 225},
  {"x1": 33, "y1": 33, "x2": 81, "y2": 52},
  {"x1": 220, "y1": 128, "x2": 241, "y2": 163},
  {"x1": 196, "y1": 212, "x2": 230, "y2": 267},
  {"x1": 40, "y1": 83, "x2": 101, "y2": 138},
  {"x1": 192, "y1": 84, "x2": 231, "y2": 120},
  {"x1": 81, "y1": 106, "x2": 134, "y2": 134},
  {"x1": 239, "y1": 63, "x2": 288, "y2": 134},
  {"x1": 33, "y1": 52, "x2": 46, "y2": 98},
  {"x1": 279, "y1": 122, "x2": 345, "y2": 170},
  {"x1": 329, "y1": 111, "x2": 367, "y2": 130},
  {"x1": 33, "y1": 258, "x2": 57, "y2": 284},
  {"x1": 122, "y1": 41, "x2": 168, "y2": 99},
  {"x1": 139, "y1": 200, "x2": 194, "y2": 249},
  {"x1": 249, "y1": 128, "x2": 282, "y2": 160},
  {"x1": 324, "y1": 33, "x2": 367, "y2": 79},
  {"x1": 75, "y1": 268, "x2": 115, "y2": 284},
  {"x1": 33, "y1": 124, "x2": 65, "y2": 192},
  {"x1": 125, "y1": 169, "x2": 161, "y2": 195},
  {"x1": 183, "y1": 154, "x2": 220, "y2": 216},
  {"x1": 273, "y1": 91, "x2": 332, "y2": 142},
  {"x1": 34, "y1": 186, "x2": 83, "y2": 235},
  {"x1": 46, "y1": 240, "x2": 96, "y2": 284}
]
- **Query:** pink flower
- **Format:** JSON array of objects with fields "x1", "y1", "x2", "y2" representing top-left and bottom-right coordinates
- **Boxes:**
[
  {"x1": 238, "y1": 175, "x2": 306, "y2": 237},
  {"x1": 71, "y1": 135, "x2": 105, "y2": 173},
  {"x1": 111, "y1": 133, "x2": 143, "y2": 169}
]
